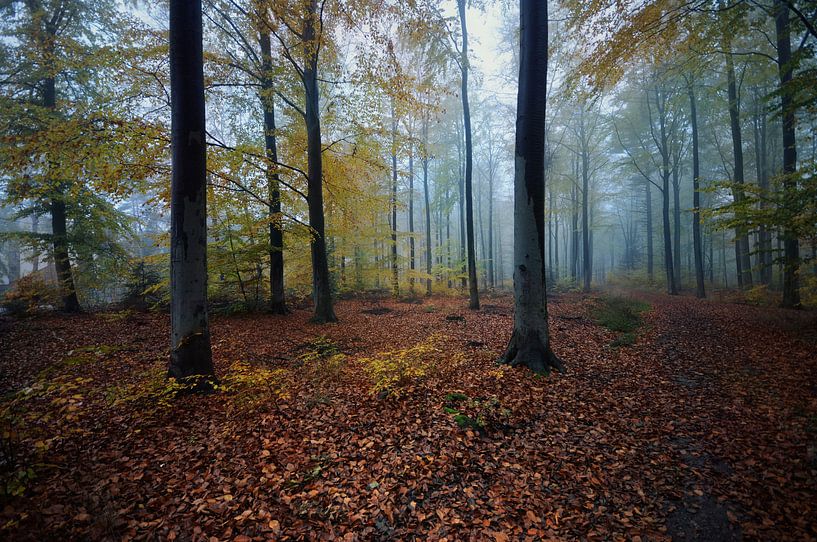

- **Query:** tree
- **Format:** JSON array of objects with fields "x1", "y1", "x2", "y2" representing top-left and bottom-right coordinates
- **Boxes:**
[
  {"x1": 456, "y1": 0, "x2": 479, "y2": 310},
  {"x1": 167, "y1": 0, "x2": 216, "y2": 384},
  {"x1": 775, "y1": 0, "x2": 800, "y2": 308},
  {"x1": 262, "y1": 0, "x2": 336, "y2": 322},
  {"x1": 720, "y1": 10, "x2": 754, "y2": 290},
  {"x1": 259, "y1": 29, "x2": 289, "y2": 314},
  {"x1": 501, "y1": 0, "x2": 563, "y2": 373},
  {"x1": 686, "y1": 75, "x2": 706, "y2": 298}
]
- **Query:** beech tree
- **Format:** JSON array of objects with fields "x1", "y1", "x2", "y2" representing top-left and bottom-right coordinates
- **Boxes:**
[
  {"x1": 455, "y1": 0, "x2": 479, "y2": 310},
  {"x1": 501, "y1": 0, "x2": 563, "y2": 373},
  {"x1": 167, "y1": 0, "x2": 216, "y2": 383}
]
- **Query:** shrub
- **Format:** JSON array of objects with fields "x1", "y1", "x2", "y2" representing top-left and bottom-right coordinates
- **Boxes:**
[
  {"x1": 122, "y1": 260, "x2": 167, "y2": 310},
  {"x1": 361, "y1": 334, "x2": 448, "y2": 397},
  {"x1": 1, "y1": 275, "x2": 60, "y2": 315},
  {"x1": 591, "y1": 296, "x2": 649, "y2": 333}
]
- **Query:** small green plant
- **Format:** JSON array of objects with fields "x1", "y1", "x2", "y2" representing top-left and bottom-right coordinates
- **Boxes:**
[
  {"x1": 443, "y1": 394, "x2": 511, "y2": 433},
  {"x1": 454, "y1": 413, "x2": 481, "y2": 429}
]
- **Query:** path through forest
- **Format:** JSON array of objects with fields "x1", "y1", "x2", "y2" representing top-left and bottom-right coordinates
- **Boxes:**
[{"x1": 1, "y1": 292, "x2": 815, "y2": 540}]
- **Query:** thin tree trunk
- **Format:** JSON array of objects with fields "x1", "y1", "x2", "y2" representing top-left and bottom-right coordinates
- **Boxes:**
[
  {"x1": 390, "y1": 97, "x2": 399, "y2": 298},
  {"x1": 488, "y1": 163, "x2": 495, "y2": 288},
  {"x1": 259, "y1": 31, "x2": 287, "y2": 314},
  {"x1": 43, "y1": 74, "x2": 80, "y2": 312},
  {"x1": 303, "y1": 0, "x2": 336, "y2": 322},
  {"x1": 422, "y1": 139, "x2": 433, "y2": 296},
  {"x1": 408, "y1": 146, "x2": 415, "y2": 294},
  {"x1": 776, "y1": 0, "x2": 801, "y2": 308},
  {"x1": 646, "y1": 179, "x2": 654, "y2": 282},
  {"x1": 672, "y1": 166, "x2": 682, "y2": 289},
  {"x1": 458, "y1": 0, "x2": 479, "y2": 309},
  {"x1": 688, "y1": 80, "x2": 706, "y2": 298},
  {"x1": 723, "y1": 35, "x2": 754, "y2": 289},
  {"x1": 580, "y1": 128, "x2": 591, "y2": 292}
]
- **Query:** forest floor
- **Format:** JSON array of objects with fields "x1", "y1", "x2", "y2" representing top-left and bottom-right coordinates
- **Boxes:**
[{"x1": 1, "y1": 291, "x2": 816, "y2": 541}]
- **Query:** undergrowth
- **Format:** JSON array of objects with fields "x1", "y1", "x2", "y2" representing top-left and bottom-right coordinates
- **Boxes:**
[{"x1": 592, "y1": 296, "x2": 650, "y2": 347}]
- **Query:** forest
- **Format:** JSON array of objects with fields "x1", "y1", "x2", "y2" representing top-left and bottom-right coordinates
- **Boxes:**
[{"x1": 0, "y1": 0, "x2": 816, "y2": 540}]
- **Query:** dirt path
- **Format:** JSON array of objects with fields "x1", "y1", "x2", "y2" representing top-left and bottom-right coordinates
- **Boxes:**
[{"x1": 632, "y1": 294, "x2": 817, "y2": 541}]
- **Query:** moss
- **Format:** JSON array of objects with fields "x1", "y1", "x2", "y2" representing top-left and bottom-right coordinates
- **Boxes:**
[{"x1": 453, "y1": 414, "x2": 480, "y2": 429}]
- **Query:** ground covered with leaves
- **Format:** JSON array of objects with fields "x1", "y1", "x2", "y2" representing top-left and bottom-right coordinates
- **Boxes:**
[{"x1": 1, "y1": 292, "x2": 816, "y2": 541}]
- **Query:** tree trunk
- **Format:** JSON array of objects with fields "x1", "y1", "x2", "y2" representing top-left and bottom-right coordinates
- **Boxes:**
[
  {"x1": 775, "y1": 0, "x2": 801, "y2": 308},
  {"x1": 303, "y1": 0, "x2": 336, "y2": 322},
  {"x1": 553, "y1": 190, "x2": 559, "y2": 283},
  {"x1": 457, "y1": 0, "x2": 479, "y2": 310},
  {"x1": 422, "y1": 144, "x2": 432, "y2": 296},
  {"x1": 646, "y1": 179, "x2": 654, "y2": 282},
  {"x1": 501, "y1": 0, "x2": 562, "y2": 374},
  {"x1": 43, "y1": 70, "x2": 81, "y2": 312},
  {"x1": 723, "y1": 38, "x2": 754, "y2": 289},
  {"x1": 488, "y1": 158, "x2": 495, "y2": 288},
  {"x1": 168, "y1": 0, "x2": 215, "y2": 384},
  {"x1": 580, "y1": 129, "x2": 591, "y2": 292},
  {"x1": 259, "y1": 32, "x2": 288, "y2": 314},
  {"x1": 408, "y1": 146, "x2": 416, "y2": 294},
  {"x1": 390, "y1": 97, "x2": 399, "y2": 298},
  {"x1": 687, "y1": 80, "x2": 706, "y2": 298},
  {"x1": 672, "y1": 166, "x2": 681, "y2": 289},
  {"x1": 655, "y1": 85, "x2": 677, "y2": 295},
  {"x1": 31, "y1": 214, "x2": 40, "y2": 273},
  {"x1": 753, "y1": 88, "x2": 772, "y2": 286}
]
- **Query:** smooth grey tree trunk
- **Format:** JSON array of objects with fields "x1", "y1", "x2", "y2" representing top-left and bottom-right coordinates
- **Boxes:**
[
  {"x1": 501, "y1": 0, "x2": 562, "y2": 374},
  {"x1": 168, "y1": 0, "x2": 215, "y2": 384}
]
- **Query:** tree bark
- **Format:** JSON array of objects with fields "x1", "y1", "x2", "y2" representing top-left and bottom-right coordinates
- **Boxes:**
[
  {"x1": 723, "y1": 36, "x2": 754, "y2": 289},
  {"x1": 259, "y1": 31, "x2": 288, "y2": 314},
  {"x1": 422, "y1": 121, "x2": 433, "y2": 296},
  {"x1": 775, "y1": 0, "x2": 801, "y2": 308},
  {"x1": 654, "y1": 85, "x2": 677, "y2": 295},
  {"x1": 646, "y1": 179, "x2": 654, "y2": 282},
  {"x1": 408, "y1": 146, "x2": 415, "y2": 294},
  {"x1": 390, "y1": 97, "x2": 399, "y2": 298},
  {"x1": 687, "y1": 80, "x2": 706, "y2": 298},
  {"x1": 457, "y1": 0, "x2": 480, "y2": 310},
  {"x1": 580, "y1": 111, "x2": 591, "y2": 292},
  {"x1": 303, "y1": 0, "x2": 336, "y2": 322},
  {"x1": 501, "y1": 0, "x2": 562, "y2": 374},
  {"x1": 42, "y1": 54, "x2": 80, "y2": 312},
  {"x1": 168, "y1": 0, "x2": 215, "y2": 384}
]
